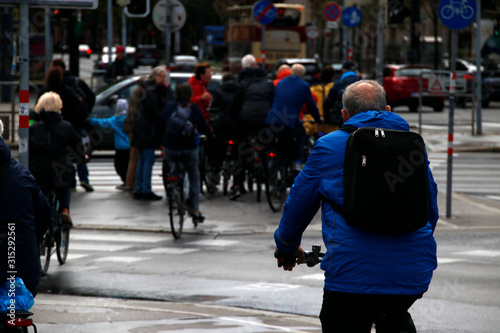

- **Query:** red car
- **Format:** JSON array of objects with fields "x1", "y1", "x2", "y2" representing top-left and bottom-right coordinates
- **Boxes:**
[{"x1": 383, "y1": 64, "x2": 444, "y2": 112}]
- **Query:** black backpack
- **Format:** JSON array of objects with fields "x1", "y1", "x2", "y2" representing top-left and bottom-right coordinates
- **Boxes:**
[
  {"x1": 335, "y1": 125, "x2": 430, "y2": 235},
  {"x1": 166, "y1": 105, "x2": 195, "y2": 139}
]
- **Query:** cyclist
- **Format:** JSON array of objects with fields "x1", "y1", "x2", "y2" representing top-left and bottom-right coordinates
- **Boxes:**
[
  {"x1": 29, "y1": 92, "x2": 82, "y2": 227},
  {"x1": 0, "y1": 120, "x2": 51, "y2": 296},
  {"x1": 265, "y1": 64, "x2": 321, "y2": 171},
  {"x1": 274, "y1": 80, "x2": 439, "y2": 332},
  {"x1": 162, "y1": 83, "x2": 214, "y2": 224}
]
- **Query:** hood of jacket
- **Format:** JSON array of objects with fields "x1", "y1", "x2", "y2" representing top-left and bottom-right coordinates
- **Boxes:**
[
  {"x1": 38, "y1": 110, "x2": 64, "y2": 124},
  {"x1": 0, "y1": 136, "x2": 10, "y2": 163}
]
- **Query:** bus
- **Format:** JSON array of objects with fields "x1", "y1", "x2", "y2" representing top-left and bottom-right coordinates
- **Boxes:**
[{"x1": 225, "y1": 3, "x2": 307, "y2": 73}]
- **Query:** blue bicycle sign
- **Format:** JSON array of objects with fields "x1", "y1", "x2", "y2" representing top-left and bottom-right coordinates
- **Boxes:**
[{"x1": 438, "y1": 0, "x2": 476, "y2": 30}]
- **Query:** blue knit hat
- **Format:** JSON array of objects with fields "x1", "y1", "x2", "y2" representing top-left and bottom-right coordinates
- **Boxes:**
[{"x1": 115, "y1": 99, "x2": 128, "y2": 116}]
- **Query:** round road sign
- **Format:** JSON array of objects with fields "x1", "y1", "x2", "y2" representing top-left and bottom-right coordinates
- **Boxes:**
[
  {"x1": 253, "y1": 0, "x2": 277, "y2": 25},
  {"x1": 306, "y1": 26, "x2": 319, "y2": 40},
  {"x1": 342, "y1": 6, "x2": 362, "y2": 27},
  {"x1": 153, "y1": 0, "x2": 186, "y2": 33},
  {"x1": 438, "y1": 0, "x2": 476, "y2": 30},
  {"x1": 324, "y1": 2, "x2": 341, "y2": 22}
]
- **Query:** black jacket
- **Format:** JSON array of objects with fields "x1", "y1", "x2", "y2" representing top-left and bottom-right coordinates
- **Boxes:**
[
  {"x1": 209, "y1": 80, "x2": 238, "y2": 130},
  {"x1": 37, "y1": 84, "x2": 85, "y2": 129},
  {"x1": 232, "y1": 67, "x2": 274, "y2": 123},
  {"x1": 29, "y1": 111, "x2": 82, "y2": 189},
  {"x1": 104, "y1": 58, "x2": 134, "y2": 83},
  {"x1": 0, "y1": 137, "x2": 51, "y2": 292},
  {"x1": 132, "y1": 80, "x2": 173, "y2": 149}
]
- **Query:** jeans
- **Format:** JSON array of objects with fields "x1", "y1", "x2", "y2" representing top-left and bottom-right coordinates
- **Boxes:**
[
  {"x1": 134, "y1": 148, "x2": 156, "y2": 194},
  {"x1": 163, "y1": 148, "x2": 200, "y2": 211},
  {"x1": 319, "y1": 289, "x2": 421, "y2": 333}
]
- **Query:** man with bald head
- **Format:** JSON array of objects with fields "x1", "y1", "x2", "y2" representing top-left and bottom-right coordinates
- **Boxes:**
[
  {"x1": 265, "y1": 64, "x2": 321, "y2": 170},
  {"x1": 274, "y1": 80, "x2": 439, "y2": 332}
]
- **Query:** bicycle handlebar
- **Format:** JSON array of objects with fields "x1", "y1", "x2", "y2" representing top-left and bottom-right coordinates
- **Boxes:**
[{"x1": 274, "y1": 244, "x2": 324, "y2": 268}]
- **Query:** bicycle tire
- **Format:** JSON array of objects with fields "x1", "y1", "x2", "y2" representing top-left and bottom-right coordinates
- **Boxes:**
[
  {"x1": 39, "y1": 228, "x2": 52, "y2": 275},
  {"x1": 169, "y1": 185, "x2": 184, "y2": 240},
  {"x1": 56, "y1": 224, "x2": 70, "y2": 265},
  {"x1": 265, "y1": 158, "x2": 286, "y2": 212}
]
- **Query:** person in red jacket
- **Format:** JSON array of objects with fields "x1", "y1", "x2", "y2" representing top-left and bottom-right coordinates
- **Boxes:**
[{"x1": 188, "y1": 62, "x2": 213, "y2": 124}]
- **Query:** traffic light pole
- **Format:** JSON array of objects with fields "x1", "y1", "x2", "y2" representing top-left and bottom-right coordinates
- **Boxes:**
[
  {"x1": 165, "y1": 0, "x2": 171, "y2": 67},
  {"x1": 107, "y1": 0, "x2": 112, "y2": 68},
  {"x1": 18, "y1": 1, "x2": 29, "y2": 167}
]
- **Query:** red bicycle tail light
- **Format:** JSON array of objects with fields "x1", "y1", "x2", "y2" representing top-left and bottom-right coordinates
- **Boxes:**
[
  {"x1": 228, "y1": 140, "x2": 234, "y2": 145},
  {"x1": 167, "y1": 176, "x2": 179, "y2": 181},
  {"x1": 268, "y1": 152, "x2": 275, "y2": 158}
]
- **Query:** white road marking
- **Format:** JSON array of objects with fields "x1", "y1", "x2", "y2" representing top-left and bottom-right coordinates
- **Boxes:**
[
  {"x1": 187, "y1": 239, "x2": 239, "y2": 247},
  {"x1": 455, "y1": 250, "x2": 500, "y2": 257},
  {"x1": 437, "y1": 258, "x2": 463, "y2": 264},
  {"x1": 236, "y1": 283, "x2": 300, "y2": 291},
  {"x1": 95, "y1": 256, "x2": 149, "y2": 263},
  {"x1": 139, "y1": 247, "x2": 198, "y2": 254},
  {"x1": 71, "y1": 233, "x2": 166, "y2": 243},
  {"x1": 487, "y1": 195, "x2": 500, "y2": 201},
  {"x1": 70, "y1": 243, "x2": 131, "y2": 252},
  {"x1": 293, "y1": 274, "x2": 324, "y2": 281}
]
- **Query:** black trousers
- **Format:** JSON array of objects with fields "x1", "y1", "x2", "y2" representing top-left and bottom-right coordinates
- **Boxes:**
[
  {"x1": 319, "y1": 289, "x2": 422, "y2": 333},
  {"x1": 115, "y1": 149, "x2": 130, "y2": 183}
]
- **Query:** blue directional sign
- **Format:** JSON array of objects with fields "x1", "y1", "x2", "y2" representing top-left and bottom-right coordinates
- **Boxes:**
[
  {"x1": 253, "y1": 0, "x2": 276, "y2": 25},
  {"x1": 438, "y1": 0, "x2": 476, "y2": 30},
  {"x1": 342, "y1": 6, "x2": 362, "y2": 27}
]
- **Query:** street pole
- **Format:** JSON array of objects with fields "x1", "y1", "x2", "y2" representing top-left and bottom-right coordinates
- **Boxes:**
[
  {"x1": 446, "y1": 30, "x2": 457, "y2": 218},
  {"x1": 107, "y1": 0, "x2": 113, "y2": 66},
  {"x1": 475, "y1": 0, "x2": 483, "y2": 135},
  {"x1": 376, "y1": 1, "x2": 384, "y2": 85},
  {"x1": 165, "y1": 0, "x2": 171, "y2": 67},
  {"x1": 44, "y1": 8, "x2": 52, "y2": 73},
  {"x1": 122, "y1": 8, "x2": 127, "y2": 47},
  {"x1": 342, "y1": 0, "x2": 347, "y2": 61},
  {"x1": 18, "y1": 2, "x2": 29, "y2": 167}
]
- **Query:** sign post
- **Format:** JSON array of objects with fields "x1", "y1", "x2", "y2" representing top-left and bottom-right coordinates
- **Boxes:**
[
  {"x1": 438, "y1": 0, "x2": 476, "y2": 218},
  {"x1": 253, "y1": 0, "x2": 276, "y2": 68},
  {"x1": 341, "y1": 6, "x2": 362, "y2": 62}
]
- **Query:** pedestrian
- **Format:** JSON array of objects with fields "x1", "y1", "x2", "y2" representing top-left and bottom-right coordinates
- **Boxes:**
[
  {"x1": 310, "y1": 65, "x2": 337, "y2": 134},
  {"x1": 104, "y1": 45, "x2": 134, "y2": 83},
  {"x1": 88, "y1": 99, "x2": 130, "y2": 190},
  {"x1": 274, "y1": 80, "x2": 439, "y2": 332},
  {"x1": 0, "y1": 119, "x2": 51, "y2": 297},
  {"x1": 265, "y1": 64, "x2": 321, "y2": 171},
  {"x1": 30, "y1": 91, "x2": 82, "y2": 227},
  {"x1": 162, "y1": 83, "x2": 214, "y2": 224},
  {"x1": 323, "y1": 61, "x2": 360, "y2": 127},
  {"x1": 207, "y1": 72, "x2": 238, "y2": 179},
  {"x1": 123, "y1": 78, "x2": 146, "y2": 191},
  {"x1": 272, "y1": 64, "x2": 291, "y2": 86},
  {"x1": 230, "y1": 54, "x2": 274, "y2": 200},
  {"x1": 188, "y1": 62, "x2": 213, "y2": 124},
  {"x1": 51, "y1": 58, "x2": 96, "y2": 192},
  {"x1": 132, "y1": 66, "x2": 173, "y2": 201}
]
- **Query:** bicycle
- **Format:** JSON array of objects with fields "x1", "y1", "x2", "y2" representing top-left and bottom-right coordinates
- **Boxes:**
[
  {"x1": 0, "y1": 311, "x2": 37, "y2": 333},
  {"x1": 274, "y1": 244, "x2": 324, "y2": 267},
  {"x1": 243, "y1": 134, "x2": 266, "y2": 202},
  {"x1": 38, "y1": 190, "x2": 70, "y2": 275},
  {"x1": 198, "y1": 135, "x2": 218, "y2": 198},
  {"x1": 440, "y1": 0, "x2": 474, "y2": 20},
  {"x1": 162, "y1": 156, "x2": 196, "y2": 240}
]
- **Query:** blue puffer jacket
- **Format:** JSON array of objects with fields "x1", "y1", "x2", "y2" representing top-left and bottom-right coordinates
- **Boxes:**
[{"x1": 274, "y1": 110, "x2": 439, "y2": 296}]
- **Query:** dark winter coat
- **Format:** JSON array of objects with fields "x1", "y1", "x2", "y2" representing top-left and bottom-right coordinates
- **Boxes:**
[
  {"x1": 323, "y1": 71, "x2": 360, "y2": 126},
  {"x1": 37, "y1": 84, "x2": 85, "y2": 129},
  {"x1": 132, "y1": 80, "x2": 173, "y2": 149},
  {"x1": 232, "y1": 67, "x2": 274, "y2": 123},
  {"x1": 209, "y1": 80, "x2": 238, "y2": 130},
  {"x1": 29, "y1": 111, "x2": 82, "y2": 189},
  {"x1": 0, "y1": 136, "x2": 51, "y2": 291}
]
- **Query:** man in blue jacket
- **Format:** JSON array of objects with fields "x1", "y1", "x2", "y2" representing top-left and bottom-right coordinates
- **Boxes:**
[
  {"x1": 265, "y1": 64, "x2": 321, "y2": 170},
  {"x1": 274, "y1": 80, "x2": 438, "y2": 332}
]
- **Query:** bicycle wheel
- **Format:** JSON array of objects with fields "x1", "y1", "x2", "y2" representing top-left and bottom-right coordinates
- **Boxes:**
[
  {"x1": 56, "y1": 222, "x2": 70, "y2": 265},
  {"x1": 39, "y1": 228, "x2": 53, "y2": 275},
  {"x1": 265, "y1": 157, "x2": 286, "y2": 212},
  {"x1": 169, "y1": 172, "x2": 189, "y2": 239}
]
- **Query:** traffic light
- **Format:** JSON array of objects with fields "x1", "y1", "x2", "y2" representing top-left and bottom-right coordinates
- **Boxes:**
[
  {"x1": 127, "y1": 0, "x2": 147, "y2": 15},
  {"x1": 387, "y1": 0, "x2": 410, "y2": 24}
]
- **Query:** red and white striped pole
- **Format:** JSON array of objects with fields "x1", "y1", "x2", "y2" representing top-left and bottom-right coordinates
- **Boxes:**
[{"x1": 445, "y1": 30, "x2": 457, "y2": 218}]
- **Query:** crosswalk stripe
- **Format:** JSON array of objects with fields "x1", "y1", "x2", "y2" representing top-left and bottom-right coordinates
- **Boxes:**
[
  {"x1": 95, "y1": 256, "x2": 149, "y2": 263},
  {"x1": 139, "y1": 247, "x2": 199, "y2": 254},
  {"x1": 70, "y1": 243, "x2": 132, "y2": 252},
  {"x1": 71, "y1": 233, "x2": 166, "y2": 243}
]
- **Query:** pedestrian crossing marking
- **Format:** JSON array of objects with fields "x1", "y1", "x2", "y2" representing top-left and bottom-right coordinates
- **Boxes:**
[
  {"x1": 71, "y1": 233, "x2": 166, "y2": 243},
  {"x1": 236, "y1": 282, "x2": 300, "y2": 291},
  {"x1": 437, "y1": 258, "x2": 463, "y2": 264},
  {"x1": 293, "y1": 274, "x2": 324, "y2": 281},
  {"x1": 70, "y1": 243, "x2": 132, "y2": 252},
  {"x1": 455, "y1": 250, "x2": 500, "y2": 257},
  {"x1": 95, "y1": 256, "x2": 149, "y2": 263},
  {"x1": 187, "y1": 239, "x2": 239, "y2": 247},
  {"x1": 140, "y1": 247, "x2": 199, "y2": 254}
]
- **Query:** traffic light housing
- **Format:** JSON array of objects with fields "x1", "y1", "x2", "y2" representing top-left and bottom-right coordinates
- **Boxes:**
[
  {"x1": 127, "y1": 0, "x2": 147, "y2": 15},
  {"x1": 387, "y1": 0, "x2": 410, "y2": 24}
]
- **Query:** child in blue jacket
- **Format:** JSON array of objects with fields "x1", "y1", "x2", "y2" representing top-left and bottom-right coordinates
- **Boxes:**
[{"x1": 89, "y1": 99, "x2": 130, "y2": 190}]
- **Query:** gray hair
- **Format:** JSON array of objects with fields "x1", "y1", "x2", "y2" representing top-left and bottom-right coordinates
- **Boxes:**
[
  {"x1": 291, "y1": 64, "x2": 305, "y2": 78},
  {"x1": 149, "y1": 66, "x2": 169, "y2": 81},
  {"x1": 342, "y1": 80, "x2": 387, "y2": 117},
  {"x1": 0, "y1": 119, "x2": 3, "y2": 137},
  {"x1": 241, "y1": 54, "x2": 257, "y2": 69}
]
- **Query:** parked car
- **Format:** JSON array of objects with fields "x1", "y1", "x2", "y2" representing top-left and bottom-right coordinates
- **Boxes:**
[
  {"x1": 86, "y1": 73, "x2": 222, "y2": 150},
  {"x1": 134, "y1": 45, "x2": 161, "y2": 68},
  {"x1": 170, "y1": 55, "x2": 198, "y2": 72},
  {"x1": 269, "y1": 58, "x2": 321, "y2": 84},
  {"x1": 442, "y1": 58, "x2": 500, "y2": 108},
  {"x1": 383, "y1": 64, "x2": 445, "y2": 112},
  {"x1": 78, "y1": 44, "x2": 92, "y2": 58}
]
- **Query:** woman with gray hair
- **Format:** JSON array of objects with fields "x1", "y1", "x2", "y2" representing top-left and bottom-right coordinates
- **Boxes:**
[
  {"x1": 132, "y1": 66, "x2": 174, "y2": 201},
  {"x1": 29, "y1": 92, "x2": 82, "y2": 226}
]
